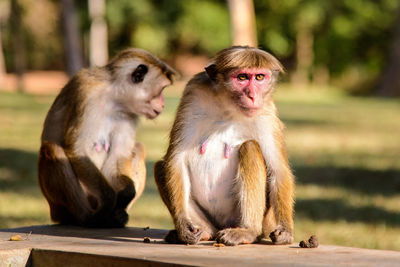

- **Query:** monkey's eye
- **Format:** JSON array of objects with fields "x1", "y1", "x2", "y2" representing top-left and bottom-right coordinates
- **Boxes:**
[
  {"x1": 237, "y1": 73, "x2": 249, "y2": 81},
  {"x1": 131, "y1": 64, "x2": 148, "y2": 83},
  {"x1": 255, "y1": 74, "x2": 265, "y2": 81}
]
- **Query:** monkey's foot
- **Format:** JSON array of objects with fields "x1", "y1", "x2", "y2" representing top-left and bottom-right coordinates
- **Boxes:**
[
  {"x1": 166, "y1": 223, "x2": 203, "y2": 245},
  {"x1": 109, "y1": 209, "x2": 129, "y2": 228},
  {"x1": 84, "y1": 208, "x2": 128, "y2": 228},
  {"x1": 164, "y1": 228, "x2": 204, "y2": 245},
  {"x1": 215, "y1": 228, "x2": 257, "y2": 246},
  {"x1": 269, "y1": 226, "x2": 293, "y2": 245}
]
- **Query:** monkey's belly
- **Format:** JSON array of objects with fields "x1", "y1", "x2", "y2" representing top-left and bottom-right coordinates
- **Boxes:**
[{"x1": 188, "y1": 140, "x2": 241, "y2": 227}]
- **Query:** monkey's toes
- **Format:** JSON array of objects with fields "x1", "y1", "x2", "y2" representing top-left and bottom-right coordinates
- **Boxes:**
[
  {"x1": 180, "y1": 226, "x2": 203, "y2": 245},
  {"x1": 215, "y1": 228, "x2": 257, "y2": 246},
  {"x1": 166, "y1": 225, "x2": 203, "y2": 245},
  {"x1": 269, "y1": 226, "x2": 293, "y2": 245}
]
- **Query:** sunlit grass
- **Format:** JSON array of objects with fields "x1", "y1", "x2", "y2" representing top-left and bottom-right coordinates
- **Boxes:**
[{"x1": 0, "y1": 85, "x2": 399, "y2": 250}]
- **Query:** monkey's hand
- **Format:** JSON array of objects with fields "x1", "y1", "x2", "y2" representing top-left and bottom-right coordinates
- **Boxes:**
[
  {"x1": 269, "y1": 225, "x2": 294, "y2": 245},
  {"x1": 215, "y1": 228, "x2": 258, "y2": 246},
  {"x1": 169, "y1": 220, "x2": 202, "y2": 245}
]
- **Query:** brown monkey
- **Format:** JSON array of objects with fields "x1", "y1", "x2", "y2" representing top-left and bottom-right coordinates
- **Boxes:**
[
  {"x1": 38, "y1": 48, "x2": 176, "y2": 228},
  {"x1": 154, "y1": 46, "x2": 294, "y2": 245}
]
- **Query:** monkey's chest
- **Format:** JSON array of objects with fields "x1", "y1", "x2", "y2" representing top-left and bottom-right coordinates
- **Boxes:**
[
  {"x1": 81, "y1": 116, "x2": 136, "y2": 175},
  {"x1": 187, "y1": 134, "x2": 246, "y2": 227}
]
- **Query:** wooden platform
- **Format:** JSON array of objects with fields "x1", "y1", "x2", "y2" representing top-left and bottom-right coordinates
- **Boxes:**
[{"x1": 0, "y1": 225, "x2": 399, "y2": 266}]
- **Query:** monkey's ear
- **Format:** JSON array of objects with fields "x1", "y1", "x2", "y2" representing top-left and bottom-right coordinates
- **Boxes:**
[
  {"x1": 205, "y1": 64, "x2": 218, "y2": 82},
  {"x1": 131, "y1": 64, "x2": 148, "y2": 83}
]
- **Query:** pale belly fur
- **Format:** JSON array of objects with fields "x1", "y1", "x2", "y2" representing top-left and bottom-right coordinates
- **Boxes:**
[{"x1": 187, "y1": 126, "x2": 248, "y2": 227}]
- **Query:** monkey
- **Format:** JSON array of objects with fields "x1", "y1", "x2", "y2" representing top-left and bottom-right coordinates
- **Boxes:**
[
  {"x1": 38, "y1": 48, "x2": 176, "y2": 228},
  {"x1": 154, "y1": 46, "x2": 294, "y2": 246}
]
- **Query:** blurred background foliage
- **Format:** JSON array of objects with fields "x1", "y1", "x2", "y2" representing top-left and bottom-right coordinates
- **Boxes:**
[
  {"x1": 0, "y1": 0, "x2": 399, "y2": 251},
  {"x1": 1, "y1": 0, "x2": 400, "y2": 95}
]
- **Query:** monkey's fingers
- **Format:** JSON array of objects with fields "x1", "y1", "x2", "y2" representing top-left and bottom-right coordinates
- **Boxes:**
[
  {"x1": 215, "y1": 228, "x2": 257, "y2": 246},
  {"x1": 269, "y1": 226, "x2": 294, "y2": 245}
]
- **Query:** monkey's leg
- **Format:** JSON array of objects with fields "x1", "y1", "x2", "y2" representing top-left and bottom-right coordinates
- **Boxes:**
[
  {"x1": 164, "y1": 199, "x2": 217, "y2": 243},
  {"x1": 215, "y1": 140, "x2": 267, "y2": 246},
  {"x1": 125, "y1": 142, "x2": 146, "y2": 208},
  {"x1": 101, "y1": 142, "x2": 146, "y2": 227},
  {"x1": 154, "y1": 160, "x2": 205, "y2": 245},
  {"x1": 113, "y1": 142, "x2": 146, "y2": 209},
  {"x1": 67, "y1": 151, "x2": 118, "y2": 227},
  {"x1": 267, "y1": 161, "x2": 294, "y2": 245},
  {"x1": 38, "y1": 141, "x2": 94, "y2": 225}
]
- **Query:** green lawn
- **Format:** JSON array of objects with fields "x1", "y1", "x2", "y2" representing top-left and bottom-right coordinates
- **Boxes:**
[{"x1": 0, "y1": 85, "x2": 399, "y2": 250}]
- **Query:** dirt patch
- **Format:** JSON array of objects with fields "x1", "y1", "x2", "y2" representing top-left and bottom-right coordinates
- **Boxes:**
[{"x1": 0, "y1": 71, "x2": 69, "y2": 94}]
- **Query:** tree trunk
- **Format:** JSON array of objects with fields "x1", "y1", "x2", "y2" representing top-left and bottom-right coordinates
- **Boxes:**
[
  {"x1": 227, "y1": 0, "x2": 257, "y2": 47},
  {"x1": 61, "y1": 0, "x2": 84, "y2": 76},
  {"x1": 10, "y1": 0, "x2": 26, "y2": 92},
  {"x1": 291, "y1": 25, "x2": 314, "y2": 87},
  {"x1": 88, "y1": 0, "x2": 108, "y2": 67},
  {"x1": 0, "y1": 27, "x2": 6, "y2": 88},
  {"x1": 377, "y1": 6, "x2": 400, "y2": 97}
]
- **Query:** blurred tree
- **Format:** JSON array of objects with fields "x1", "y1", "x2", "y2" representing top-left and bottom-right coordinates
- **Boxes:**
[
  {"x1": 88, "y1": 0, "x2": 108, "y2": 66},
  {"x1": 0, "y1": 0, "x2": 398, "y2": 96},
  {"x1": 0, "y1": 28, "x2": 5, "y2": 86},
  {"x1": 290, "y1": 1, "x2": 323, "y2": 86},
  {"x1": 378, "y1": 5, "x2": 400, "y2": 97},
  {"x1": 177, "y1": 0, "x2": 230, "y2": 54},
  {"x1": 228, "y1": 0, "x2": 257, "y2": 47},
  {"x1": 255, "y1": 0, "x2": 398, "y2": 93},
  {"x1": 61, "y1": 0, "x2": 83, "y2": 76},
  {"x1": 10, "y1": 0, "x2": 26, "y2": 92},
  {"x1": 0, "y1": 0, "x2": 9, "y2": 88}
]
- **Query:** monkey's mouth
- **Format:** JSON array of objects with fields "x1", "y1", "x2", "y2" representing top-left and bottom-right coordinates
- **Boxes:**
[
  {"x1": 237, "y1": 103, "x2": 260, "y2": 117},
  {"x1": 145, "y1": 109, "x2": 162, "y2": 119}
]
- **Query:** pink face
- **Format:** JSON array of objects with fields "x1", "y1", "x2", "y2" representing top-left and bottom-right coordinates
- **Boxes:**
[{"x1": 229, "y1": 68, "x2": 271, "y2": 116}]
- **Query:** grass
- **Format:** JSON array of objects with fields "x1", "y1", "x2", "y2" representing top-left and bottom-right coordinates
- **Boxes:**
[{"x1": 0, "y1": 85, "x2": 399, "y2": 250}]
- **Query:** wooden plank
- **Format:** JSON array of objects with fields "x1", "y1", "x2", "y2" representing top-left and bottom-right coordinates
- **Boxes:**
[{"x1": 1, "y1": 225, "x2": 399, "y2": 267}]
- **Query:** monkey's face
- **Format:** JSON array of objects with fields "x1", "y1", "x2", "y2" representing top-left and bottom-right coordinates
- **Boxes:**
[
  {"x1": 228, "y1": 68, "x2": 272, "y2": 117},
  {"x1": 113, "y1": 60, "x2": 172, "y2": 119}
]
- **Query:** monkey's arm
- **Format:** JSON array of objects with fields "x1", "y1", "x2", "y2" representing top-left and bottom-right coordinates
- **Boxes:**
[
  {"x1": 114, "y1": 142, "x2": 146, "y2": 210},
  {"x1": 260, "y1": 124, "x2": 295, "y2": 244},
  {"x1": 67, "y1": 154, "x2": 116, "y2": 205},
  {"x1": 154, "y1": 155, "x2": 203, "y2": 244}
]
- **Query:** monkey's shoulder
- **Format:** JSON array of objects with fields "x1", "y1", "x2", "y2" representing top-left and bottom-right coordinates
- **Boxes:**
[
  {"x1": 59, "y1": 68, "x2": 108, "y2": 95},
  {"x1": 184, "y1": 72, "x2": 214, "y2": 94}
]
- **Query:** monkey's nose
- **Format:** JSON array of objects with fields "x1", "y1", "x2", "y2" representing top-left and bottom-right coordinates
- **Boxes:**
[
  {"x1": 245, "y1": 92, "x2": 255, "y2": 103},
  {"x1": 244, "y1": 87, "x2": 256, "y2": 103}
]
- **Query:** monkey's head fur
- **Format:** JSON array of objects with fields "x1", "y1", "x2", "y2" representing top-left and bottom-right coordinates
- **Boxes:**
[
  {"x1": 205, "y1": 46, "x2": 284, "y2": 117},
  {"x1": 105, "y1": 48, "x2": 177, "y2": 119}
]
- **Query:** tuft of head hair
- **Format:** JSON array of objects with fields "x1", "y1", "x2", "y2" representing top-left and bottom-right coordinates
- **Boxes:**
[
  {"x1": 212, "y1": 46, "x2": 284, "y2": 75},
  {"x1": 106, "y1": 48, "x2": 177, "y2": 82}
]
